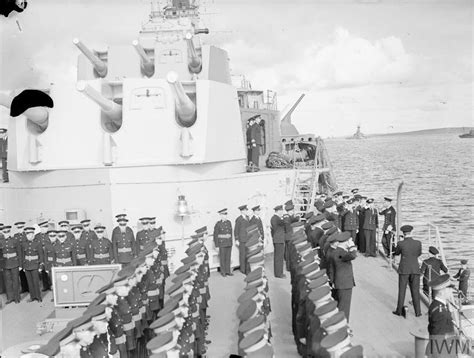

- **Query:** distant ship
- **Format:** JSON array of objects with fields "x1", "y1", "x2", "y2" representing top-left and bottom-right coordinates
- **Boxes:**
[
  {"x1": 347, "y1": 124, "x2": 366, "y2": 139},
  {"x1": 459, "y1": 129, "x2": 474, "y2": 138}
]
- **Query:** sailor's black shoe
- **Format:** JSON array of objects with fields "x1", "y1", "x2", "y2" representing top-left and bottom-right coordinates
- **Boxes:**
[{"x1": 392, "y1": 310, "x2": 402, "y2": 316}]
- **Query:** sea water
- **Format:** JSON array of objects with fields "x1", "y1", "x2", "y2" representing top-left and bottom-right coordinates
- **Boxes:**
[{"x1": 326, "y1": 133, "x2": 474, "y2": 273}]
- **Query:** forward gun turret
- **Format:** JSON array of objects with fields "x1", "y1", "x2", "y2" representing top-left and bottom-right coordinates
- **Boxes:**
[
  {"x1": 132, "y1": 40, "x2": 155, "y2": 77},
  {"x1": 167, "y1": 72, "x2": 196, "y2": 127},
  {"x1": 73, "y1": 38, "x2": 108, "y2": 78},
  {"x1": 76, "y1": 82, "x2": 122, "y2": 131}
]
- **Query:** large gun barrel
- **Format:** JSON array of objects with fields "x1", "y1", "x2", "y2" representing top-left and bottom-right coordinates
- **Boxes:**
[
  {"x1": 76, "y1": 81, "x2": 122, "y2": 129},
  {"x1": 132, "y1": 40, "x2": 155, "y2": 77},
  {"x1": 185, "y1": 33, "x2": 202, "y2": 74},
  {"x1": 167, "y1": 72, "x2": 196, "y2": 127},
  {"x1": 73, "y1": 38, "x2": 108, "y2": 78}
]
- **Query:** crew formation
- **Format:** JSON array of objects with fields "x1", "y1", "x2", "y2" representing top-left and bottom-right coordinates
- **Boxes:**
[
  {"x1": 34, "y1": 225, "x2": 209, "y2": 357},
  {"x1": 0, "y1": 214, "x2": 165, "y2": 304}
]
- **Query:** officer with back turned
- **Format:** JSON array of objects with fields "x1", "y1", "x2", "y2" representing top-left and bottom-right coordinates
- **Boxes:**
[
  {"x1": 213, "y1": 208, "x2": 233, "y2": 277},
  {"x1": 421, "y1": 246, "x2": 448, "y2": 298},
  {"x1": 393, "y1": 224, "x2": 422, "y2": 318}
]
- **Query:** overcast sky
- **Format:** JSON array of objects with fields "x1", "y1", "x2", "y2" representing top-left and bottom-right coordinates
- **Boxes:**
[{"x1": 0, "y1": 0, "x2": 472, "y2": 136}]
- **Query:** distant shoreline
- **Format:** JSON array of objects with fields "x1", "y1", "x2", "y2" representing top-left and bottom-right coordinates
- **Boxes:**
[{"x1": 327, "y1": 126, "x2": 472, "y2": 139}]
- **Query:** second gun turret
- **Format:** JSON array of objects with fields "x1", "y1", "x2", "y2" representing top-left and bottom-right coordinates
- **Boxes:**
[{"x1": 167, "y1": 72, "x2": 196, "y2": 127}]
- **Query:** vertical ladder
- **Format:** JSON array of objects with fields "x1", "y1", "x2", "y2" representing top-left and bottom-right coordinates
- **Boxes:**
[{"x1": 291, "y1": 160, "x2": 320, "y2": 216}]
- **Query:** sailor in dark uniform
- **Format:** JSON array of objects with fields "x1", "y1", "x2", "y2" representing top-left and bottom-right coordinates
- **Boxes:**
[
  {"x1": 362, "y1": 199, "x2": 378, "y2": 257},
  {"x1": 54, "y1": 230, "x2": 77, "y2": 267},
  {"x1": 41, "y1": 230, "x2": 57, "y2": 292},
  {"x1": 136, "y1": 217, "x2": 152, "y2": 253},
  {"x1": 379, "y1": 197, "x2": 396, "y2": 257},
  {"x1": 454, "y1": 259, "x2": 470, "y2": 303},
  {"x1": 89, "y1": 226, "x2": 113, "y2": 265},
  {"x1": 35, "y1": 221, "x2": 51, "y2": 291},
  {"x1": 213, "y1": 208, "x2": 233, "y2": 277},
  {"x1": 426, "y1": 274, "x2": 457, "y2": 358},
  {"x1": 13, "y1": 221, "x2": 29, "y2": 293},
  {"x1": 71, "y1": 224, "x2": 90, "y2": 265},
  {"x1": 283, "y1": 200, "x2": 299, "y2": 271},
  {"x1": 249, "y1": 205, "x2": 264, "y2": 241},
  {"x1": 0, "y1": 225, "x2": 21, "y2": 303},
  {"x1": 270, "y1": 205, "x2": 286, "y2": 278},
  {"x1": 355, "y1": 195, "x2": 366, "y2": 253},
  {"x1": 21, "y1": 227, "x2": 44, "y2": 302},
  {"x1": 246, "y1": 116, "x2": 256, "y2": 171},
  {"x1": 234, "y1": 205, "x2": 250, "y2": 274},
  {"x1": 111, "y1": 215, "x2": 136, "y2": 265},
  {"x1": 250, "y1": 115, "x2": 263, "y2": 171},
  {"x1": 342, "y1": 198, "x2": 358, "y2": 241},
  {"x1": 80, "y1": 219, "x2": 98, "y2": 245},
  {"x1": 327, "y1": 232, "x2": 357, "y2": 321},
  {"x1": 393, "y1": 225, "x2": 422, "y2": 317},
  {"x1": 421, "y1": 246, "x2": 448, "y2": 298}
]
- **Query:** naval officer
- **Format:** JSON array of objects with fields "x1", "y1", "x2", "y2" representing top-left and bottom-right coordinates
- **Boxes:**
[
  {"x1": 235, "y1": 205, "x2": 250, "y2": 274},
  {"x1": 426, "y1": 274, "x2": 457, "y2": 358},
  {"x1": 111, "y1": 215, "x2": 136, "y2": 265},
  {"x1": 249, "y1": 205, "x2": 264, "y2": 241},
  {"x1": 270, "y1": 205, "x2": 286, "y2": 278},
  {"x1": 393, "y1": 224, "x2": 422, "y2": 318},
  {"x1": 213, "y1": 208, "x2": 233, "y2": 277},
  {"x1": 379, "y1": 197, "x2": 396, "y2": 257},
  {"x1": 362, "y1": 199, "x2": 378, "y2": 257}
]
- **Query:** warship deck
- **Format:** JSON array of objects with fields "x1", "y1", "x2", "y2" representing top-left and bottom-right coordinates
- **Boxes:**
[{"x1": 1, "y1": 253, "x2": 428, "y2": 357}]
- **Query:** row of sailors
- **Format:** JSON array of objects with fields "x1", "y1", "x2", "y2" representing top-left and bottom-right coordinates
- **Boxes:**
[
  {"x1": 32, "y1": 226, "x2": 210, "y2": 358},
  {"x1": 235, "y1": 224, "x2": 273, "y2": 357},
  {"x1": 287, "y1": 220, "x2": 363, "y2": 358},
  {"x1": 146, "y1": 226, "x2": 212, "y2": 357},
  {"x1": 0, "y1": 215, "x2": 166, "y2": 304}
]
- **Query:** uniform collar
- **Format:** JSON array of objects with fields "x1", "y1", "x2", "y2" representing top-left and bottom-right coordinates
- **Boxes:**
[{"x1": 434, "y1": 297, "x2": 446, "y2": 305}]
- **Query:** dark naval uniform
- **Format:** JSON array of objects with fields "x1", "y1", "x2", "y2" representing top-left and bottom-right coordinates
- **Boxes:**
[
  {"x1": 379, "y1": 206, "x2": 396, "y2": 256},
  {"x1": 234, "y1": 215, "x2": 250, "y2": 274},
  {"x1": 356, "y1": 205, "x2": 366, "y2": 253},
  {"x1": 270, "y1": 214, "x2": 286, "y2": 278},
  {"x1": 362, "y1": 207, "x2": 378, "y2": 256},
  {"x1": 393, "y1": 234, "x2": 422, "y2": 316},
  {"x1": 283, "y1": 213, "x2": 299, "y2": 271},
  {"x1": 21, "y1": 239, "x2": 44, "y2": 301},
  {"x1": 72, "y1": 237, "x2": 90, "y2": 265},
  {"x1": 14, "y1": 231, "x2": 29, "y2": 293},
  {"x1": 342, "y1": 209, "x2": 358, "y2": 241},
  {"x1": 42, "y1": 240, "x2": 56, "y2": 291},
  {"x1": 80, "y1": 229, "x2": 98, "y2": 245},
  {"x1": 111, "y1": 227, "x2": 136, "y2": 265},
  {"x1": 54, "y1": 241, "x2": 77, "y2": 267},
  {"x1": 454, "y1": 266, "x2": 470, "y2": 300},
  {"x1": 0, "y1": 235, "x2": 21, "y2": 302},
  {"x1": 250, "y1": 121, "x2": 262, "y2": 168},
  {"x1": 89, "y1": 238, "x2": 113, "y2": 265},
  {"x1": 328, "y1": 247, "x2": 357, "y2": 321},
  {"x1": 249, "y1": 215, "x2": 264, "y2": 240},
  {"x1": 213, "y1": 219, "x2": 233, "y2": 275},
  {"x1": 136, "y1": 229, "x2": 153, "y2": 254},
  {"x1": 427, "y1": 298, "x2": 456, "y2": 358},
  {"x1": 35, "y1": 232, "x2": 51, "y2": 291},
  {"x1": 421, "y1": 257, "x2": 448, "y2": 296}
]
